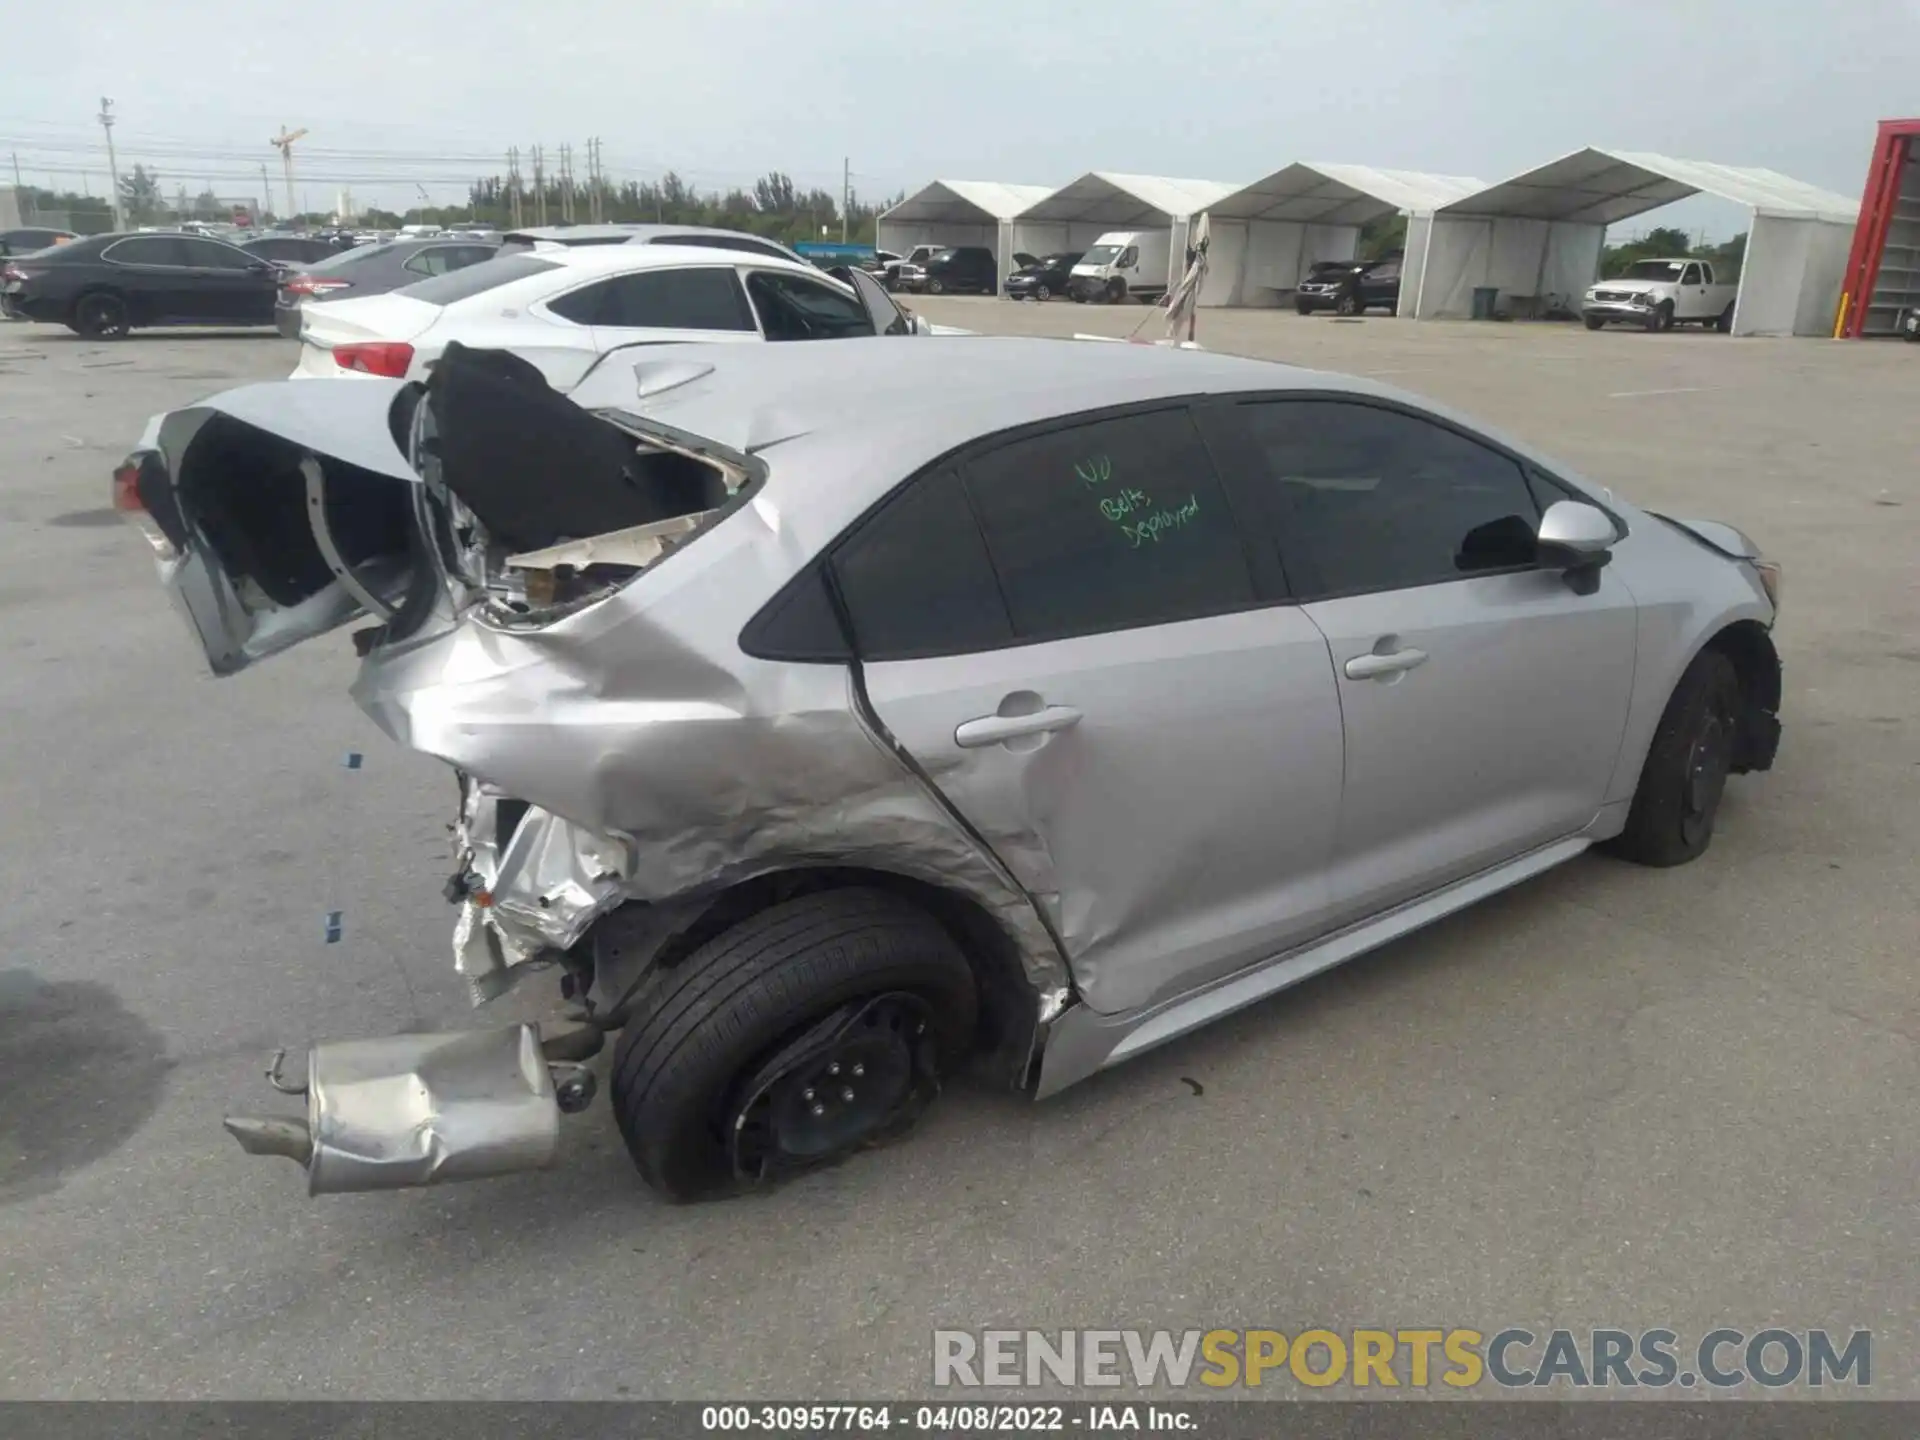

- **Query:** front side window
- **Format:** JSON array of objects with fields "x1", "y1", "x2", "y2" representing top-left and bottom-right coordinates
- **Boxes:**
[
  {"x1": 961, "y1": 408, "x2": 1255, "y2": 642},
  {"x1": 745, "y1": 270, "x2": 874, "y2": 340},
  {"x1": 1117, "y1": 246, "x2": 1139, "y2": 269},
  {"x1": 1232, "y1": 400, "x2": 1542, "y2": 598}
]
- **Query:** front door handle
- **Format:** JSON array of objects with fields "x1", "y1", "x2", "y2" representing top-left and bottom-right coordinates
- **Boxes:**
[
  {"x1": 1344, "y1": 648, "x2": 1429, "y2": 680},
  {"x1": 954, "y1": 705, "x2": 1083, "y2": 749}
]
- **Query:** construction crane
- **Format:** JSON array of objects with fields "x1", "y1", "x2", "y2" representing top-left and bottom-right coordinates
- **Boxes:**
[{"x1": 270, "y1": 126, "x2": 308, "y2": 222}]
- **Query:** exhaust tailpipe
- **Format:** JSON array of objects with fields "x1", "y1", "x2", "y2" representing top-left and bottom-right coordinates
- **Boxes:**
[{"x1": 224, "y1": 1024, "x2": 561, "y2": 1194}]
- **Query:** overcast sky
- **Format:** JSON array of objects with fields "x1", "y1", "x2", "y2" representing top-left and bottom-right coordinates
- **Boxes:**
[{"x1": 4, "y1": 0, "x2": 1916, "y2": 234}]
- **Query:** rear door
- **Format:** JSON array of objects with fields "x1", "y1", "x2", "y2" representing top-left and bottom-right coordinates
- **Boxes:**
[
  {"x1": 1362, "y1": 259, "x2": 1401, "y2": 311},
  {"x1": 102, "y1": 236, "x2": 199, "y2": 319},
  {"x1": 846, "y1": 403, "x2": 1346, "y2": 1016},
  {"x1": 1214, "y1": 396, "x2": 1638, "y2": 924}
]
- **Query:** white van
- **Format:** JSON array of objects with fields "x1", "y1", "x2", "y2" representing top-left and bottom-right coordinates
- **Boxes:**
[{"x1": 1069, "y1": 229, "x2": 1171, "y2": 303}]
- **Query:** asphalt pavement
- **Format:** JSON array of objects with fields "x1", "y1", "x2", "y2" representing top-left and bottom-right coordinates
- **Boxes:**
[{"x1": 0, "y1": 305, "x2": 1914, "y2": 1399}]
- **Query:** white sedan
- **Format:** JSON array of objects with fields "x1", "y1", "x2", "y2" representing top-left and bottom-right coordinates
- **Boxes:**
[{"x1": 290, "y1": 243, "x2": 946, "y2": 386}]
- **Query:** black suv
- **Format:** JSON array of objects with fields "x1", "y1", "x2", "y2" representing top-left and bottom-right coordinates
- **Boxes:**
[
  {"x1": 919, "y1": 245, "x2": 997, "y2": 296},
  {"x1": 1294, "y1": 255, "x2": 1402, "y2": 316}
]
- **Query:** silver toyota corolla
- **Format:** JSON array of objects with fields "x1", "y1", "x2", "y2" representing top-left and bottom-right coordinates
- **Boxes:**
[{"x1": 116, "y1": 335, "x2": 1782, "y2": 1203}]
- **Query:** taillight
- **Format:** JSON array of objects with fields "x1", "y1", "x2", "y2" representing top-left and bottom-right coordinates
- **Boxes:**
[
  {"x1": 111, "y1": 455, "x2": 180, "y2": 561},
  {"x1": 332, "y1": 341, "x2": 414, "y2": 377},
  {"x1": 285, "y1": 274, "x2": 351, "y2": 297},
  {"x1": 1, "y1": 263, "x2": 25, "y2": 283}
]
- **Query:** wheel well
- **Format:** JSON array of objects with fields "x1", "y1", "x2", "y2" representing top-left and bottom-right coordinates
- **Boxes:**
[
  {"x1": 1705, "y1": 619, "x2": 1780, "y2": 714},
  {"x1": 644, "y1": 867, "x2": 1046, "y2": 1089}
]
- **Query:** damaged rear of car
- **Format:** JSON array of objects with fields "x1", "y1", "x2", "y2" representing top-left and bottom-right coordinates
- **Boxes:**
[{"x1": 118, "y1": 340, "x2": 1068, "y2": 1200}]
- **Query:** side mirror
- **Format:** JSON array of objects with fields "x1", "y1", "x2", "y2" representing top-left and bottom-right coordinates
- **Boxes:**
[{"x1": 1536, "y1": 500, "x2": 1618, "y2": 584}]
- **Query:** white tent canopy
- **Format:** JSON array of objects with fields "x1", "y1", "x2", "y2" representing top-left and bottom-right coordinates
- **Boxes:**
[
  {"x1": 1199, "y1": 163, "x2": 1485, "y2": 307},
  {"x1": 1008, "y1": 172, "x2": 1240, "y2": 294},
  {"x1": 1403, "y1": 147, "x2": 1861, "y2": 335},
  {"x1": 875, "y1": 180, "x2": 1056, "y2": 283}
]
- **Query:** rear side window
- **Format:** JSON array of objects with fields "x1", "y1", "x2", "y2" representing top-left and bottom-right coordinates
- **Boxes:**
[
  {"x1": 104, "y1": 236, "x2": 187, "y2": 267},
  {"x1": 603, "y1": 267, "x2": 755, "y2": 329},
  {"x1": 395, "y1": 253, "x2": 561, "y2": 304},
  {"x1": 830, "y1": 469, "x2": 1012, "y2": 660},
  {"x1": 962, "y1": 408, "x2": 1255, "y2": 642},
  {"x1": 403, "y1": 244, "x2": 498, "y2": 277}
]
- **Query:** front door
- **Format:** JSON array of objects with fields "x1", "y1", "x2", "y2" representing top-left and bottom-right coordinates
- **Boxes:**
[
  {"x1": 839, "y1": 406, "x2": 1346, "y2": 1016},
  {"x1": 176, "y1": 237, "x2": 277, "y2": 322},
  {"x1": 1677, "y1": 262, "x2": 1711, "y2": 320},
  {"x1": 1215, "y1": 396, "x2": 1638, "y2": 922}
]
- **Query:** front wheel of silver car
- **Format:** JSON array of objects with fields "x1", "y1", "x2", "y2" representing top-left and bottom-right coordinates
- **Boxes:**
[
  {"x1": 609, "y1": 889, "x2": 978, "y2": 1201},
  {"x1": 1607, "y1": 649, "x2": 1742, "y2": 867}
]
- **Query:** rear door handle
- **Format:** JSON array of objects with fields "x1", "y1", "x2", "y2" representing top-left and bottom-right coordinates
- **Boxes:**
[
  {"x1": 954, "y1": 705, "x2": 1083, "y2": 749},
  {"x1": 1344, "y1": 648, "x2": 1429, "y2": 680}
]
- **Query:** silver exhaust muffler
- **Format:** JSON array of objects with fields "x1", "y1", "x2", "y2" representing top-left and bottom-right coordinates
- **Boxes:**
[{"x1": 224, "y1": 1024, "x2": 562, "y2": 1194}]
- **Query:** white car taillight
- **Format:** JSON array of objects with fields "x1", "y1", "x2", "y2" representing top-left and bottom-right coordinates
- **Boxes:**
[
  {"x1": 1751, "y1": 559, "x2": 1782, "y2": 613},
  {"x1": 112, "y1": 457, "x2": 180, "y2": 562}
]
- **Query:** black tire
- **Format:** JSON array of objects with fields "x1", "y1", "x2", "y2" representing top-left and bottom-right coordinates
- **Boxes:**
[
  {"x1": 1334, "y1": 290, "x2": 1361, "y2": 317},
  {"x1": 609, "y1": 888, "x2": 978, "y2": 1201},
  {"x1": 1035, "y1": 282, "x2": 1050, "y2": 301},
  {"x1": 926, "y1": 278, "x2": 944, "y2": 295},
  {"x1": 1295, "y1": 299, "x2": 1313, "y2": 316},
  {"x1": 1646, "y1": 300, "x2": 1674, "y2": 333},
  {"x1": 1716, "y1": 303, "x2": 1734, "y2": 334},
  {"x1": 73, "y1": 291, "x2": 130, "y2": 340},
  {"x1": 1105, "y1": 277, "x2": 1126, "y2": 304},
  {"x1": 1583, "y1": 313, "x2": 1605, "y2": 330},
  {"x1": 1607, "y1": 649, "x2": 1742, "y2": 867}
]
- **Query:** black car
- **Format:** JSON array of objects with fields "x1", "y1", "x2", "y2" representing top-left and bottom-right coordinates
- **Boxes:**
[
  {"x1": 0, "y1": 232, "x2": 279, "y2": 336},
  {"x1": 1293, "y1": 254, "x2": 1402, "y2": 315},
  {"x1": 242, "y1": 234, "x2": 339, "y2": 266},
  {"x1": 272, "y1": 236, "x2": 501, "y2": 337},
  {"x1": 0, "y1": 226, "x2": 78, "y2": 258},
  {"x1": 1005, "y1": 251, "x2": 1082, "y2": 301},
  {"x1": 918, "y1": 244, "x2": 998, "y2": 295}
]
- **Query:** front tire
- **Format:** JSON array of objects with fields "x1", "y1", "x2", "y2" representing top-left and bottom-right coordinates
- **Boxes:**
[
  {"x1": 609, "y1": 888, "x2": 978, "y2": 1201},
  {"x1": 1646, "y1": 300, "x2": 1674, "y2": 333},
  {"x1": 1034, "y1": 283, "x2": 1051, "y2": 301},
  {"x1": 927, "y1": 278, "x2": 944, "y2": 295},
  {"x1": 1335, "y1": 290, "x2": 1361, "y2": 317},
  {"x1": 73, "y1": 291, "x2": 130, "y2": 340},
  {"x1": 1583, "y1": 313, "x2": 1605, "y2": 330},
  {"x1": 1105, "y1": 278, "x2": 1127, "y2": 304},
  {"x1": 1607, "y1": 650, "x2": 1742, "y2": 867}
]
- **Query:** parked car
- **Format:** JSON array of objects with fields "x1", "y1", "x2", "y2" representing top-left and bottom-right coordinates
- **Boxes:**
[
  {"x1": 1069, "y1": 230, "x2": 1171, "y2": 303},
  {"x1": 242, "y1": 235, "x2": 340, "y2": 267},
  {"x1": 1, "y1": 231, "x2": 278, "y2": 336},
  {"x1": 1005, "y1": 251, "x2": 1082, "y2": 301},
  {"x1": 0, "y1": 226, "x2": 78, "y2": 257},
  {"x1": 497, "y1": 223, "x2": 807, "y2": 266},
  {"x1": 1583, "y1": 259, "x2": 1737, "y2": 332},
  {"x1": 273, "y1": 236, "x2": 500, "y2": 337},
  {"x1": 884, "y1": 243, "x2": 943, "y2": 291},
  {"x1": 290, "y1": 243, "x2": 930, "y2": 382},
  {"x1": 1294, "y1": 255, "x2": 1403, "y2": 316},
  {"x1": 894, "y1": 244, "x2": 997, "y2": 296},
  {"x1": 118, "y1": 335, "x2": 1782, "y2": 1204}
]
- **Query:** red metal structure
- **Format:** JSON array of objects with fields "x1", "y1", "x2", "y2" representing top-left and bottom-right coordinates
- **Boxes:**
[{"x1": 1836, "y1": 118, "x2": 1920, "y2": 337}]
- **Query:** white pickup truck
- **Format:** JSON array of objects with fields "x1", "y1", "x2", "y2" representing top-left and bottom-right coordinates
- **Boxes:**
[{"x1": 1582, "y1": 258, "x2": 1737, "y2": 332}]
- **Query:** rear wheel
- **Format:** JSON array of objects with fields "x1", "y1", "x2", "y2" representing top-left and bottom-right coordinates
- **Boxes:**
[
  {"x1": 73, "y1": 291, "x2": 130, "y2": 340},
  {"x1": 609, "y1": 888, "x2": 978, "y2": 1201},
  {"x1": 1607, "y1": 649, "x2": 1742, "y2": 867}
]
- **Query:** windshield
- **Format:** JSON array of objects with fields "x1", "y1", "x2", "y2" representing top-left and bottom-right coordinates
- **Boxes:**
[
  {"x1": 392, "y1": 253, "x2": 560, "y2": 305},
  {"x1": 1625, "y1": 260, "x2": 1686, "y2": 281},
  {"x1": 1080, "y1": 244, "x2": 1122, "y2": 266}
]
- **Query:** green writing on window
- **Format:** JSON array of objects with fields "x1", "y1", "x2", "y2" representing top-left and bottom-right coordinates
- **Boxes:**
[
  {"x1": 1123, "y1": 494, "x2": 1202, "y2": 548},
  {"x1": 1075, "y1": 455, "x2": 1113, "y2": 488}
]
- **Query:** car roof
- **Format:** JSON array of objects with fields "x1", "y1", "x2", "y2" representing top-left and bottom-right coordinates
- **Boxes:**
[
  {"x1": 538, "y1": 243, "x2": 820, "y2": 277},
  {"x1": 504, "y1": 223, "x2": 794, "y2": 247}
]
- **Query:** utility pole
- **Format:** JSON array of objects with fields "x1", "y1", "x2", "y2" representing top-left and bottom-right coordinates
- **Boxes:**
[
  {"x1": 558, "y1": 142, "x2": 574, "y2": 224},
  {"x1": 271, "y1": 125, "x2": 308, "y2": 222},
  {"x1": 98, "y1": 97, "x2": 125, "y2": 230},
  {"x1": 9, "y1": 151, "x2": 21, "y2": 192},
  {"x1": 842, "y1": 156, "x2": 850, "y2": 244},
  {"x1": 586, "y1": 137, "x2": 603, "y2": 223},
  {"x1": 258, "y1": 162, "x2": 272, "y2": 222},
  {"x1": 531, "y1": 145, "x2": 546, "y2": 226},
  {"x1": 507, "y1": 148, "x2": 523, "y2": 229}
]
